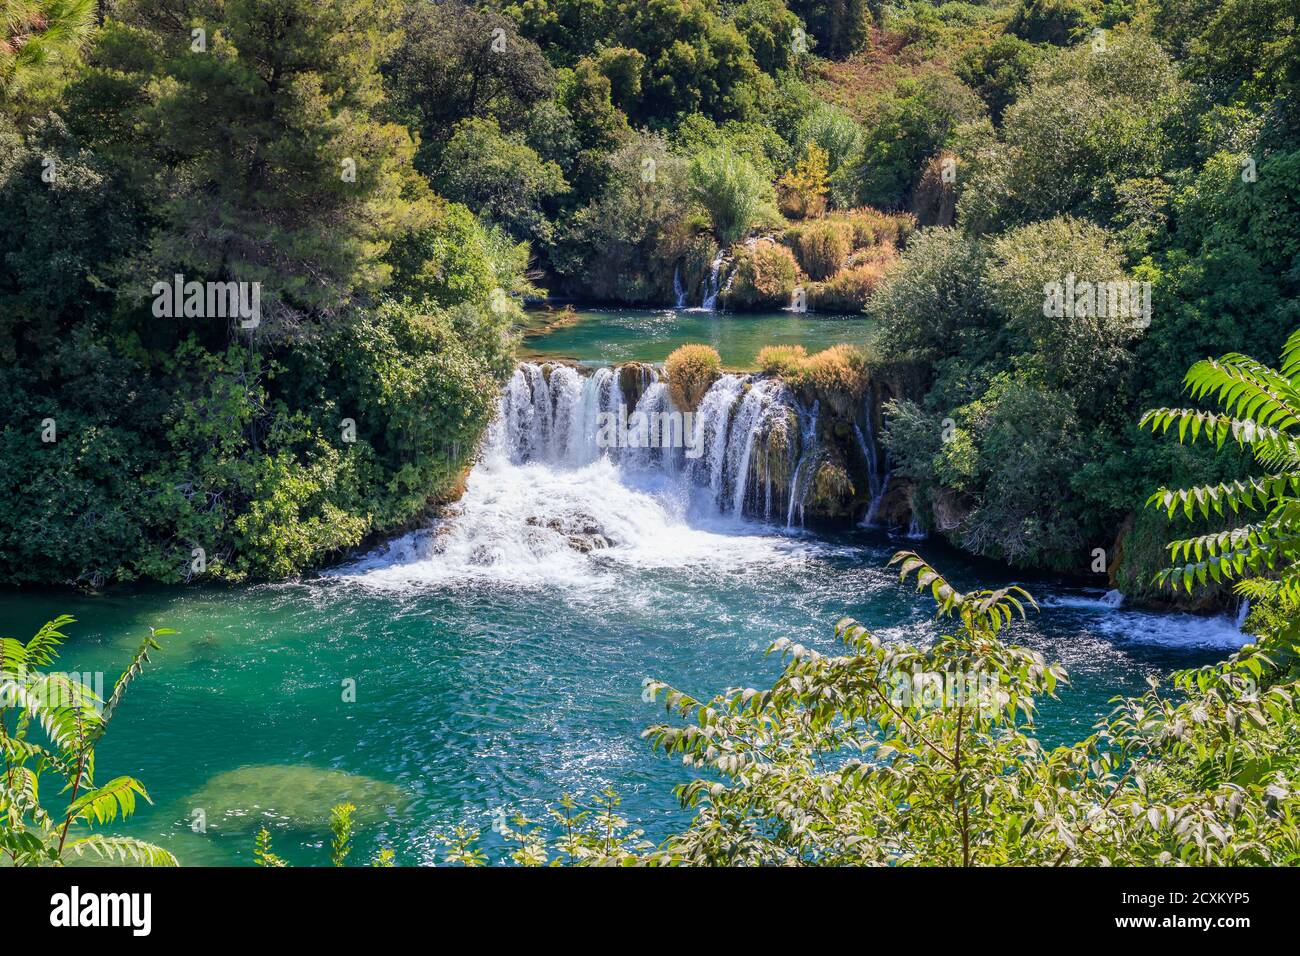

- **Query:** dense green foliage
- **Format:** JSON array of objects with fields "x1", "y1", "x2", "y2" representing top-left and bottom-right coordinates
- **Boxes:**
[
  {"x1": 861, "y1": 2, "x2": 1299, "y2": 594},
  {"x1": 0, "y1": 0, "x2": 521, "y2": 585},
  {"x1": 1142, "y1": 331, "x2": 1300, "y2": 602},
  {"x1": 0, "y1": 616, "x2": 177, "y2": 865},
  {"x1": 5, "y1": 0, "x2": 1297, "y2": 602}
]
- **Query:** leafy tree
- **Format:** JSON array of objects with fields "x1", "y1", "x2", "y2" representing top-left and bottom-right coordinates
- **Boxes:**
[
  {"x1": 434, "y1": 117, "x2": 569, "y2": 245},
  {"x1": 555, "y1": 53, "x2": 634, "y2": 198},
  {"x1": 1008, "y1": 0, "x2": 1100, "y2": 46},
  {"x1": 834, "y1": 75, "x2": 984, "y2": 210},
  {"x1": 955, "y1": 33, "x2": 1044, "y2": 124},
  {"x1": 786, "y1": 0, "x2": 871, "y2": 59},
  {"x1": 385, "y1": 0, "x2": 555, "y2": 174},
  {"x1": 0, "y1": 616, "x2": 177, "y2": 866},
  {"x1": 731, "y1": 0, "x2": 806, "y2": 74},
  {"x1": 612, "y1": 0, "x2": 766, "y2": 124},
  {"x1": 958, "y1": 33, "x2": 1189, "y2": 233},
  {"x1": 551, "y1": 134, "x2": 691, "y2": 303},
  {"x1": 868, "y1": 227, "x2": 994, "y2": 364},
  {"x1": 74, "y1": 0, "x2": 432, "y2": 329}
]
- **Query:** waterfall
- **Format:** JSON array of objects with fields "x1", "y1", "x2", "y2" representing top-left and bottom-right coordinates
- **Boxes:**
[
  {"x1": 861, "y1": 472, "x2": 889, "y2": 527},
  {"x1": 1235, "y1": 598, "x2": 1250, "y2": 629},
  {"x1": 905, "y1": 511, "x2": 926, "y2": 540},
  {"x1": 499, "y1": 363, "x2": 802, "y2": 523},
  {"x1": 786, "y1": 401, "x2": 820, "y2": 528},
  {"x1": 700, "y1": 249, "x2": 726, "y2": 311},
  {"x1": 856, "y1": 396, "x2": 892, "y2": 528},
  {"x1": 1102, "y1": 589, "x2": 1125, "y2": 609},
  {"x1": 672, "y1": 265, "x2": 688, "y2": 310}
]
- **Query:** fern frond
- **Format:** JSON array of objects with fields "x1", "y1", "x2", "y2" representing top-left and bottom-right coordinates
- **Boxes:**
[
  {"x1": 23, "y1": 615, "x2": 75, "y2": 668},
  {"x1": 99, "y1": 627, "x2": 171, "y2": 730},
  {"x1": 65, "y1": 775, "x2": 152, "y2": 825},
  {"x1": 67, "y1": 834, "x2": 178, "y2": 867},
  {"x1": 1182, "y1": 356, "x2": 1300, "y2": 431},
  {"x1": 1149, "y1": 474, "x2": 1300, "y2": 520}
]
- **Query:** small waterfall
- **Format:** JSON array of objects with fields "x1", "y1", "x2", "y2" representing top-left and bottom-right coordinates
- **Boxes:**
[
  {"x1": 672, "y1": 265, "x2": 688, "y2": 310},
  {"x1": 700, "y1": 249, "x2": 726, "y2": 311},
  {"x1": 501, "y1": 363, "x2": 804, "y2": 524},
  {"x1": 1102, "y1": 589, "x2": 1125, "y2": 609},
  {"x1": 1235, "y1": 598, "x2": 1250, "y2": 629},
  {"x1": 786, "y1": 401, "x2": 820, "y2": 528},
  {"x1": 905, "y1": 511, "x2": 926, "y2": 540}
]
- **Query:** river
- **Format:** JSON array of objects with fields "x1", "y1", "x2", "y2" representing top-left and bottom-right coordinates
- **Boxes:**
[{"x1": 0, "y1": 316, "x2": 1248, "y2": 866}]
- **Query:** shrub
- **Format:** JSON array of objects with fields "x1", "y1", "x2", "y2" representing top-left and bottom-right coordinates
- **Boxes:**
[
  {"x1": 792, "y1": 221, "x2": 851, "y2": 280},
  {"x1": 756, "y1": 344, "x2": 808, "y2": 376},
  {"x1": 664, "y1": 344, "x2": 723, "y2": 412},
  {"x1": 808, "y1": 255, "x2": 895, "y2": 312},
  {"x1": 777, "y1": 344, "x2": 870, "y2": 416},
  {"x1": 724, "y1": 239, "x2": 799, "y2": 310},
  {"x1": 688, "y1": 145, "x2": 780, "y2": 245},
  {"x1": 777, "y1": 142, "x2": 830, "y2": 219}
]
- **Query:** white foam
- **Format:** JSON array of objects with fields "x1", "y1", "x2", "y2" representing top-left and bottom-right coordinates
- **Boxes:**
[{"x1": 1042, "y1": 591, "x2": 1249, "y2": 649}]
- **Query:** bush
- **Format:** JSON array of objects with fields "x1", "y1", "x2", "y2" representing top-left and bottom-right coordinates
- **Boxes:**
[
  {"x1": 868, "y1": 227, "x2": 994, "y2": 363},
  {"x1": 791, "y1": 221, "x2": 851, "y2": 279},
  {"x1": 724, "y1": 239, "x2": 799, "y2": 310},
  {"x1": 688, "y1": 145, "x2": 780, "y2": 245},
  {"x1": 664, "y1": 344, "x2": 723, "y2": 412},
  {"x1": 808, "y1": 257, "x2": 895, "y2": 311},
  {"x1": 756, "y1": 344, "x2": 808, "y2": 375}
]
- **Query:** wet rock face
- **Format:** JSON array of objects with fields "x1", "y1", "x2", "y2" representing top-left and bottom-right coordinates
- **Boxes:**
[
  {"x1": 809, "y1": 458, "x2": 856, "y2": 518},
  {"x1": 526, "y1": 514, "x2": 610, "y2": 553},
  {"x1": 618, "y1": 362, "x2": 656, "y2": 412}
]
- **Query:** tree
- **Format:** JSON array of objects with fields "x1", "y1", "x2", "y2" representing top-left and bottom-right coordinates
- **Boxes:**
[
  {"x1": 787, "y1": 0, "x2": 871, "y2": 59},
  {"x1": 74, "y1": 0, "x2": 433, "y2": 331},
  {"x1": 385, "y1": 0, "x2": 555, "y2": 174},
  {"x1": 434, "y1": 117, "x2": 569, "y2": 245},
  {"x1": 955, "y1": 34, "x2": 1043, "y2": 124},
  {"x1": 0, "y1": 0, "x2": 95, "y2": 118}
]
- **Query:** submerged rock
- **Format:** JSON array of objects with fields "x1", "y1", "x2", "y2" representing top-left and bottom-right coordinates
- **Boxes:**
[{"x1": 183, "y1": 765, "x2": 409, "y2": 833}]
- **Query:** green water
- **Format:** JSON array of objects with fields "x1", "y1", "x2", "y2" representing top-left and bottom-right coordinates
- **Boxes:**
[
  {"x1": 520, "y1": 308, "x2": 875, "y2": 367},
  {"x1": 0, "y1": 529, "x2": 1240, "y2": 867},
  {"x1": 0, "y1": 306, "x2": 1246, "y2": 866}
]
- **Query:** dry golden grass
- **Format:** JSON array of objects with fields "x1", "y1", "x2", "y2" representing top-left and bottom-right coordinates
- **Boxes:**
[{"x1": 665, "y1": 344, "x2": 723, "y2": 412}]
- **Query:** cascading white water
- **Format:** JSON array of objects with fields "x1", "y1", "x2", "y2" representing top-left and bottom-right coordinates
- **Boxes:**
[
  {"x1": 672, "y1": 265, "x2": 688, "y2": 310},
  {"x1": 786, "y1": 401, "x2": 820, "y2": 528},
  {"x1": 857, "y1": 396, "x2": 890, "y2": 527},
  {"x1": 700, "y1": 249, "x2": 726, "y2": 311},
  {"x1": 497, "y1": 363, "x2": 804, "y2": 524}
]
